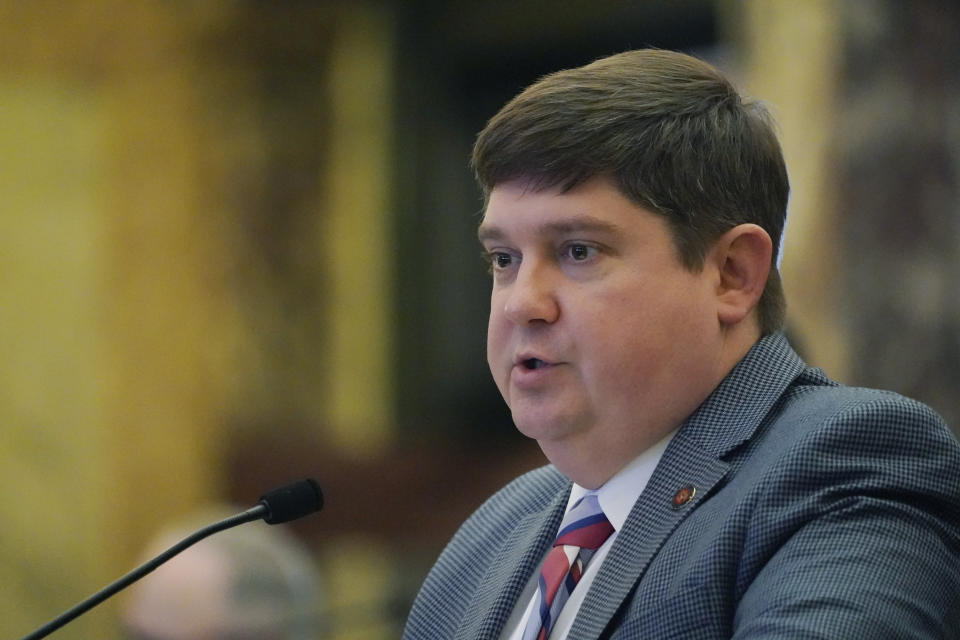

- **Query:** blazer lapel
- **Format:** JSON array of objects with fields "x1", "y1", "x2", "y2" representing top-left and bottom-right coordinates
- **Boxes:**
[
  {"x1": 567, "y1": 333, "x2": 809, "y2": 639},
  {"x1": 455, "y1": 485, "x2": 571, "y2": 640},
  {"x1": 568, "y1": 439, "x2": 729, "y2": 639}
]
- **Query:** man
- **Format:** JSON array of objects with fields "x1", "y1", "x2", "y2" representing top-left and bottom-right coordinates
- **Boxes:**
[
  {"x1": 121, "y1": 506, "x2": 323, "y2": 640},
  {"x1": 403, "y1": 49, "x2": 960, "y2": 639}
]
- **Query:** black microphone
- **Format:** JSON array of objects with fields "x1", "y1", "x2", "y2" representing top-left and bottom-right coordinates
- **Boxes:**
[
  {"x1": 259, "y1": 476, "x2": 324, "y2": 524},
  {"x1": 20, "y1": 478, "x2": 324, "y2": 640}
]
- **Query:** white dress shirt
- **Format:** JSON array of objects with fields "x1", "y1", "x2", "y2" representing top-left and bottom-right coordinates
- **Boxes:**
[{"x1": 500, "y1": 429, "x2": 676, "y2": 640}]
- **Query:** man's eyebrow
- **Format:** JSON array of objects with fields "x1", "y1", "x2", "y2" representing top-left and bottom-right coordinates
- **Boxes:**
[
  {"x1": 477, "y1": 215, "x2": 625, "y2": 243},
  {"x1": 477, "y1": 224, "x2": 505, "y2": 244}
]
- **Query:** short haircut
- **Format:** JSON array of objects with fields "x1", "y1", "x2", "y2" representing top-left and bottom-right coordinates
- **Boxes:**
[{"x1": 472, "y1": 49, "x2": 789, "y2": 334}]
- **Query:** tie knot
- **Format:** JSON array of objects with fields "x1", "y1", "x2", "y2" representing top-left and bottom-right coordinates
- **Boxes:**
[{"x1": 554, "y1": 493, "x2": 614, "y2": 551}]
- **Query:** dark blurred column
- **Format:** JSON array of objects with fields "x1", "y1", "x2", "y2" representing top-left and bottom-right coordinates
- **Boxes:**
[
  {"x1": 734, "y1": 0, "x2": 959, "y2": 433},
  {"x1": 835, "y1": 0, "x2": 960, "y2": 431}
]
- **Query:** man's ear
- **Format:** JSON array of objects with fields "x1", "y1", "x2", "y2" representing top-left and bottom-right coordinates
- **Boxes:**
[{"x1": 709, "y1": 224, "x2": 773, "y2": 326}]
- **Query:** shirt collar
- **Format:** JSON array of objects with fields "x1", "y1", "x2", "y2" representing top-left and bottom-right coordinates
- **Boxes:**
[{"x1": 565, "y1": 428, "x2": 678, "y2": 532}]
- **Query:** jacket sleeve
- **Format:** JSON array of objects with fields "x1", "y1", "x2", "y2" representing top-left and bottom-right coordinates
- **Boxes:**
[{"x1": 732, "y1": 395, "x2": 960, "y2": 639}]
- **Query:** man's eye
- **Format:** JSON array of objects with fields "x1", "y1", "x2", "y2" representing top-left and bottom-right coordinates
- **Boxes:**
[
  {"x1": 566, "y1": 244, "x2": 594, "y2": 261},
  {"x1": 483, "y1": 251, "x2": 514, "y2": 271}
]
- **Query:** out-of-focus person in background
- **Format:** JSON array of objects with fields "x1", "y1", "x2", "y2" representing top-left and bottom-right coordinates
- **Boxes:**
[{"x1": 121, "y1": 506, "x2": 323, "y2": 640}]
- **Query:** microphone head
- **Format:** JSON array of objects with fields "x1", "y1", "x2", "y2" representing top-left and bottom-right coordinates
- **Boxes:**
[{"x1": 258, "y1": 478, "x2": 324, "y2": 524}]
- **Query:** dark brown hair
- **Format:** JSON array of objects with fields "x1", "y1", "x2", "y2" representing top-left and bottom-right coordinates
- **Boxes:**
[{"x1": 472, "y1": 49, "x2": 789, "y2": 334}]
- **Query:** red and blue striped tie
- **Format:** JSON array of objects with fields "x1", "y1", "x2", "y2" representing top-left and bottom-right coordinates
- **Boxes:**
[{"x1": 522, "y1": 493, "x2": 614, "y2": 640}]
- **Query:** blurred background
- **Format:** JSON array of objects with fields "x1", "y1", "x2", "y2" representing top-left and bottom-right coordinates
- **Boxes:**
[{"x1": 2, "y1": 0, "x2": 958, "y2": 637}]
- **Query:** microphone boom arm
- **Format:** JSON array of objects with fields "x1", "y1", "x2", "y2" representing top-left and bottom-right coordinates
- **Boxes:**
[
  {"x1": 21, "y1": 505, "x2": 267, "y2": 640},
  {"x1": 20, "y1": 477, "x2": 323, "y2": 640}
]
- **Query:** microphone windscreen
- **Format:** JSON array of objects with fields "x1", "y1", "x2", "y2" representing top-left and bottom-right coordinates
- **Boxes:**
[{"x1": 258, "y1": 478, "x2": 324, "y2": 524}]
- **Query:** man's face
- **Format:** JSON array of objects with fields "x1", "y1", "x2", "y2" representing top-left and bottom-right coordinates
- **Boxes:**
[{"x1": 479, "y1": 177, "x2": 727, "y2": 486}]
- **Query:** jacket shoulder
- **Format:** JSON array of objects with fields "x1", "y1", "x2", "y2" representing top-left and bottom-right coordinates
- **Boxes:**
[
  {"x1": 776, "y1": 372, "x2": 953, "y2": 444},
  {"x1": 402, "y1": 465, "x2": 568, "y2": 639},
  {"x1": 430, "y1": 464, "x2": 568, "y2": 574}
]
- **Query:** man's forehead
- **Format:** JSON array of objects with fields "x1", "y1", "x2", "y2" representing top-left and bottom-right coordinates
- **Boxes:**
[{"x1": 477, "y1": 215, "x2": 625, "y2": 243}]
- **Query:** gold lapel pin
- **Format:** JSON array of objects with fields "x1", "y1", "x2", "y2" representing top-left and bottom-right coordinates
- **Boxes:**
[{"x1": 672, "y1": 486, "x2": 696, "y2": 508}]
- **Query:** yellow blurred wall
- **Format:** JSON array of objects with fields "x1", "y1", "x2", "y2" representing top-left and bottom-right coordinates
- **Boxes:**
[
  {"x1": 0, "y1": 3, "x2": 398, "y2": 637},
  {"x1": 1, "y1": 78, "x2": 112, "y2": 638},
  {"x1": 0, "y1": 4, "x2": 237, "y2": 636}
]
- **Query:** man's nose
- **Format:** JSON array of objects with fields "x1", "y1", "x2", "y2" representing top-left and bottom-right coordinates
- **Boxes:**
[{"x1": 502, "y1": 262, "x2": 560, "y2": 325}]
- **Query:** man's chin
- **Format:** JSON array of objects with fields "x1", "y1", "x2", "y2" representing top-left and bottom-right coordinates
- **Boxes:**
[{"x1": 512, "y1": 411, "x2": 583, "y2": 445}]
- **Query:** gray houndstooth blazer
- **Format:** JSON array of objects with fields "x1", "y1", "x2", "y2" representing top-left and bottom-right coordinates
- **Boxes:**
[{"x1": 403, "y1": 333, "x2": 960, "y2": 639}]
